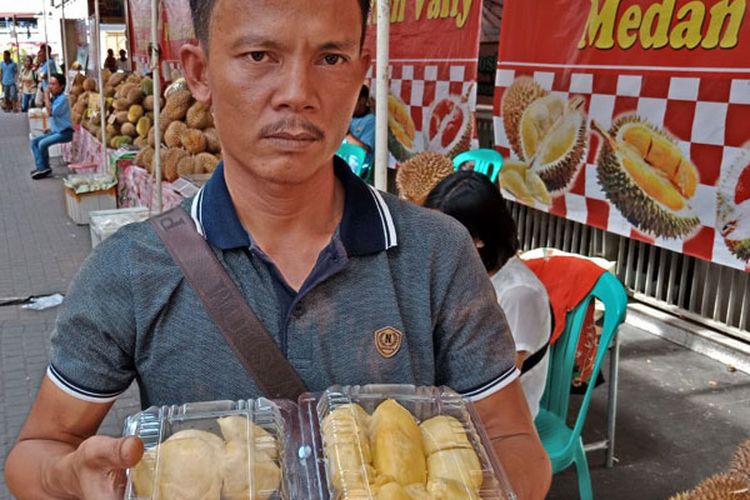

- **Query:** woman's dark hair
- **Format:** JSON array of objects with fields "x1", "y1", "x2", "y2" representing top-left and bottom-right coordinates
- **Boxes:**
[{"x1": 424, "y1": 170, "x2": 520, "y2": 272}]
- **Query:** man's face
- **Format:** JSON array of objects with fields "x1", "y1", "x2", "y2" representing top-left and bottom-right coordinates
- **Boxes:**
[
  {"x1": 3, "y1": 53, "x2": 9, "y2": 63},
  {"x1": 48, "y1": 76, "x2": 62, "y2": 95},
  {"x1": 202, "y1": 0, "x2": 369, "y2": 185}
]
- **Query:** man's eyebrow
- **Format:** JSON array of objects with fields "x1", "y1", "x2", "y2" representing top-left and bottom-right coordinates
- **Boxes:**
[
  {"x1": 318, "y1": 40, "x2": 358, "y2": 52},
  {"x1": 230, "y1": 35, "x2": 283, "y2": 50}
]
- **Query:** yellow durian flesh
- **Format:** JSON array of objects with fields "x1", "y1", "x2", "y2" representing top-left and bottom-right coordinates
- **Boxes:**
[
  {"x1": 221, "y1": 439, "x2": 280, "y2": 500},
  {"x1": 520, "y1": 94, "x2": 566, "y2": 160},
  {"x1": 218, "y1": 415, "x2": 278, "y2": 459},
  {"x1": 419, "y1": 415, "x2": 473, "y2": 456},
  {"x1": 426, "y1": 448, "x2": 483, "y2": 490},
  {"x1": 370, "y1": 400, "x2": 427, "y2": 487},
  {"x1": 131, "y1": 448, "x2": 157, "y2": 497},
  {"x1": 322, "y1": 404, "x2": 374, "y2": 494},
  {"x1": 157, "y1": 435, "x2": 223, "y2": 500},
  {"x1": 426, "y1": 478, "x2": 481, "y2": 500},
  {"x1": 618, "y1": 143, "x2": 687, "y2": 212}
]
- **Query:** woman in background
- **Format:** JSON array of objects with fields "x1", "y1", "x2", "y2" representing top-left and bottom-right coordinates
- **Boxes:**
[
  {"x1": 425, "y1": 171, "x2": 552, "y2": 417},
  {"x1": 19, "y1": 56, "x2": 37, "y2": 112}
]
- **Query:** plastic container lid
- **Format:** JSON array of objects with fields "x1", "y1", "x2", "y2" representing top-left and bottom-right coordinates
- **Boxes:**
[
  {"x1": 297, "y1": 384, "x2": 516, "y2": 499},
  {"x1": 123, "y1": 398, "x2": 300, "y2": 499}
]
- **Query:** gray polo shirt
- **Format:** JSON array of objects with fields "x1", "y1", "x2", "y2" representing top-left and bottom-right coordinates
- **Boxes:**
[{"x1": 48, "y1": 158, "x2": 518, "y2": 407}]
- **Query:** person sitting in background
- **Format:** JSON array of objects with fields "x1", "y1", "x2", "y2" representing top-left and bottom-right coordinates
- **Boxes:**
[
  {"x1": 19, "y1": 56, "x2": 37, "y2": 112},
  {"x1": 104, "y1": 49, "x2": 118, "y2": 72},
  {"x1": 345, "y1": 84, "x2": 375, "y2": 172},
  {"x1": 425, "y1": 170, "x2": 552, "y2": 417},
  {"x1": 30, "y1": 73, "x2": 73, "y2": 179},
  {"x1": 116, "y1": 49, "x2": 129, "y2": 71},
  {"x1": 1, "y1": 50, "x2": 19, "y2": 112}
]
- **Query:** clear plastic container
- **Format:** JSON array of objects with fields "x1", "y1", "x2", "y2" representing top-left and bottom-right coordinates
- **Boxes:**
[
  {"x1": 122, "y1": 399, "x2": 300, "y2": 499},
  {"x1": 297, "y1": 384, "x2": 516, "y2": 499}
]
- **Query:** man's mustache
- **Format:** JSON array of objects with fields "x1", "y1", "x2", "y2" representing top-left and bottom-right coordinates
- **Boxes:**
[{"x1": 259, "y1": 118, "x2": 324, "y2": 140}]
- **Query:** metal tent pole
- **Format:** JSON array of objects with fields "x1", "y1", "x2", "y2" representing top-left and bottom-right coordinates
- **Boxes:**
[
  {"x1": 151, "y1": 0, "x2": 163, "y2": 213},
  {"x1": 94, "y1": 0, "x2": 107, "y2": 171},
  {"x1": 61, "y1": 0, "x2": 68, "y2": 72},
  {"x1": 374, "y1": 0, "x2": 390, "y2": 192}
]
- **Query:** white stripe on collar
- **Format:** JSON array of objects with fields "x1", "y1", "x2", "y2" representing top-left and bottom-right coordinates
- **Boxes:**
[
  {"x1": 367, "y1": 186, "x2": 398, "y2": 250},
  {"x1": 190, "y1": 187, "x2": 206, "y2": 237}
]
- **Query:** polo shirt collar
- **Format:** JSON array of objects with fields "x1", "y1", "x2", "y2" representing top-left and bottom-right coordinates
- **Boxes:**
[{"x1": 190, "y1": 157, "x2": 397, "y2": 255}]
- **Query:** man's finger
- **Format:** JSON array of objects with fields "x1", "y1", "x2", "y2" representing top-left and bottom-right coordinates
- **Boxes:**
[{"x1": 78, "y1": 435, "x2": 144, "y2": 470}]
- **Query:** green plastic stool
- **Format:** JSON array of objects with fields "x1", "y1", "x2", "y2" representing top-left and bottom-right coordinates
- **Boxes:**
[
  {"x1": 336, "y1": 143, "x2": 367, "y2": 177},
  {"x1": 452, "y1": 149, "x2": 504, "y2": 183},
  {"x1": 535, "y1": 272, "x2": 627, "y2": 500}
]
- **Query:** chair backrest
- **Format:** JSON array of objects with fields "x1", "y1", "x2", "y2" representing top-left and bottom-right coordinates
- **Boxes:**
[
  {"x1": 452, "y1": 148, "x2": 504, "y2": 183},
  {"x1": 540, "y1": 272, "x2": 628, "y2": 449},
  {"x1": 336, "y1": 143, "x2": 367, "y2": 176}
]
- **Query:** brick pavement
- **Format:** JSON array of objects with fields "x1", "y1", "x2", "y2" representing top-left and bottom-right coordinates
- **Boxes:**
[{"x1": 0, "y1": 113, "x2": 139, "y2": 498}]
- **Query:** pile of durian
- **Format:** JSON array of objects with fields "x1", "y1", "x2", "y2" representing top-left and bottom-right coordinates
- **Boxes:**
[
  {"x1": 131, "y1": 415, "x2": 281, "y2": 500},
  {"x1": 322, "y1": 399, "x2": 485, "y2": 499},
  {"x1": 67, "y1": 70, "x2": 222, "y2": 182}
]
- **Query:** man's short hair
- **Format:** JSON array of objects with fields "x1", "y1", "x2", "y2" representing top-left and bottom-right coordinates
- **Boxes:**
[
  {"x1": 3, "y1": 50, "x2": 9, "y2": 57},
  {"x1": 189, "y1": 0, "x2": 371, "y2": 47},
  {"x1": 50, "y1": 72, "x2": 65, "y2": 88},
  {"x1": 424, "y1": 171, "x2": 520, "y2": 272}
]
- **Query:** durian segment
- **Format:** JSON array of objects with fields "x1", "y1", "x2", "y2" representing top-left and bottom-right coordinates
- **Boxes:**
[
  {"x1": 377, "y1": 482, "x2": 410, "y2": 500},
  {"x1": 131, "y1": 448, "x2": 157, "y2": 497},
  {"x1": 218, "y1": 415, "x2": 278, "y2": 459},
  {"x1": 426, "y1": 478, "x2": 481, "y2": 500},
  {"x1": 524, "y1": 95, "x2": 588, "y2": 193},
  {"x1": 499, "y1": 168, "x2": 535, "y2": 206},
  {"x1": 426, "y1": 448, "x2": 483, "y2": 490},
  {"x1": 156, "y1": 434, "x2": 223, "y2": 500},
  {"x1": 419, "y1": 415, "x2": 473, "y2": 456},
  {"x1": 221, "y1": 439, "x2": 280, "y2": 500},
  {"x1": 370, "y1": 400, "x2": 427, "y2": 487},
  {"x1": 322, "y1": 404, "x2": 375, "y2": 496},
  {"x1": 618, "y1": 122, "x2": 698, "y2": 198},
  {"x1": 501, "y1": 77, "x2": 548, "y2": 160},
  {"x1": 526, "y1": 171, "x2": 552, "y2": 206},
  {"x1": 388, "y1": 94, "x2": 417, "y2": 162},
  {"x1": 593, "y1": 119, "x2": 700, "y2": 238}
]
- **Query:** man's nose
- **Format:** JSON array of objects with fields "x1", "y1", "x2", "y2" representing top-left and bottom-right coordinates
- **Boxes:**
[{"x1": 272, "y1": 59, "x2": 317, "y2": 112}]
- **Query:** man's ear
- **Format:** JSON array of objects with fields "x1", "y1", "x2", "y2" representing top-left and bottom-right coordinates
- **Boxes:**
[
  {"x1": 180, "y1": 43, "x2": 211, "y2": 106},
  {"x1": 359, "y1": 47, "x2": 372, "y2": 80}
]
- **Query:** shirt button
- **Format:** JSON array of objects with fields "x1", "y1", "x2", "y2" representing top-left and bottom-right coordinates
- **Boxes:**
[{"x1": 292, "y1": 303, "x2": 305, "y2": 318}]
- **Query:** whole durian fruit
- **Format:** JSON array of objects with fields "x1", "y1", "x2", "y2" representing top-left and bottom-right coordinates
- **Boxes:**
[{"x1": 395, "y1": 151, "x2": 454, "y2": 206}]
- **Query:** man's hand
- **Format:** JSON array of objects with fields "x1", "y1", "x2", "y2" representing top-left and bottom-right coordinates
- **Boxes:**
[
  {"x1": 47, "y1": 435, "x2": 144, "y2": 499},
  {"x1": 4, "y1": 377, "x2": 142, "y2": 499}
]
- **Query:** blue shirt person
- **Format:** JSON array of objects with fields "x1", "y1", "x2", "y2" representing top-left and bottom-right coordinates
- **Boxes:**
[
  {"x1": 37, "y1": 47, "x2": 57, "y2": 90},
  {"x1": 30, "y1": 73, "x2": 73, "y2": 179},
  {"x1": 346, "y1": 85, "x2": 376, "y2": 174},
  {"x1": 1, "y1": 50, "x2": 19, "y2": 111}
]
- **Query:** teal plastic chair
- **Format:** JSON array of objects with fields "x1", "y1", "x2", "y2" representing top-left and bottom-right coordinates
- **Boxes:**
[
  {"x1": 336, "y1": 143, "x2": 367, "y2": 177},
  {"x1": 535, "y1": 272, "x2": 627, "y2": 500},
  {"x1": 452, "y1": 149, "x2": 504, "y2": 183}
]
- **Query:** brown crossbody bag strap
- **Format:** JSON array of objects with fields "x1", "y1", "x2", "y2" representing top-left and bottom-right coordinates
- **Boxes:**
[{"x1": 150, "y1": 206, "x2": 308, "y2": 400}]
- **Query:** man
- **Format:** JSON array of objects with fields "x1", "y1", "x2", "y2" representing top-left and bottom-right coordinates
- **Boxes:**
[
  {"x1": 30, "y1": 73, "x2": 73, "y2": 179},
  {"x1": 4, "y1": 1, "x2": 551, "y2": 498},
  {"x1": 104, "y1": 48, "x2": 117, "y2": 72},
  {"x1": 116, "y1": 48, "x2": 129, "y2": 71},
  {"x1": 36, "y1": 45, "x2": 57, "y2": 93},
  {"x1": 1, "y1": 50, "x2": 19, "y2": 112},
  {"x1": 346, "y1": 84, "x2": 375, "y2": 171}
]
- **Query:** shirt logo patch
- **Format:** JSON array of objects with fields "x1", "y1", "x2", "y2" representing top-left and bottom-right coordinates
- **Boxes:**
[{"x1": 375, "y1": 327, "x2": 402, "y2": 358}]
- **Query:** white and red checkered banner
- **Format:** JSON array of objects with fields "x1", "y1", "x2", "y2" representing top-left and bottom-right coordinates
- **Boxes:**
[
  {"x1": 493, "y1": 0, "x2": 750, "y2": 271},
  {"x1": 364, "y1": 0, "x2": 482, "y2": 166}
]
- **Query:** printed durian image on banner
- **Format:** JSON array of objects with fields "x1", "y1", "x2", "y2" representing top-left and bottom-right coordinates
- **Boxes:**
[
  {"x1": 364, "y1": 0, "x2": 483, "y2": 166},
  {"x1": 493, "y1": 0, "x2": 750, "y2": 271}
]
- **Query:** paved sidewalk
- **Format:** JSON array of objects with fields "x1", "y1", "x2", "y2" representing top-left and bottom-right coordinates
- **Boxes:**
[{"x1": 0, "y1": 113, "x2": 139, "y2": 498}]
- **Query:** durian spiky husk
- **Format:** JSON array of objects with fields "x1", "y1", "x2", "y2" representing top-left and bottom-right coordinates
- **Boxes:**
[
  {"x1": 186, "y1": 101, "x2": 213, "y2": 129},
  {"x1": 595, "y1": 117, "x2": 700, "y2": 239},
  {"x1": 163, "y1": 89, "x2": 193, "y2": 122},
  {"x1": 396, "y1": 151, "x2": 454, "y2": 206},
  {"x1": 164, "y1": 147, "x2": 189, "y2": 182},
  {"x1": 121, "y1": 122, "x2": 137, "y2": 138},
  {"x1": 177, "y1": 155, "x2": 197, "y2": 177},
  {"x1": 181, "y1": 129, "x2": 208, "y2": 154},
  {"x1": 501, "y1": 76, "x2": 548, "y2": 160},
  {"x1": 730, "y1": 439, "x2": 750, "y2": 484},
  {"x1": 82, "y1": 78, "x2": 97, "y2": 92},
  {"x1": 195, "y1": 152, "x2": 219, "y2": 174},
  {"x1": 669, "y1": 473, "x2": 750, "y2": 500},
  {"x1": 148, "y1": 127, "x2": 156, "y2": 148},
  {"x1": 165, "y1": 121, "x2": 188, "y2": 148},
  {"x1": 126, "y1": 88, "x2": 145, "y2": 107},
  {"x1": 203, "y1": 127, "x2": 222, "y2": 154},
  {"x1": 107, "y1": 71, "x2": 127, "y2": 88}
]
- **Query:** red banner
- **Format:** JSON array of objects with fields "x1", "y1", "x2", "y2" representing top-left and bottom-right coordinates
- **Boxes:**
[
  {"x1": 162, "y1": 0, "x2": 197, "y2": 61},
  {"x1": 364, "y1": 0, "x2": 483, "y2": 164},
  {"x1": 493, "y1": 0, "x2": 750, "y2": 271},
  {"x1": 127, "y1": 0, "x2": 153, "y2": 71}
]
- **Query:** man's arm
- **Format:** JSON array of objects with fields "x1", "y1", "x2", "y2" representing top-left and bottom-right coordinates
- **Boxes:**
[
  {"x1": 345, "y1": 133, "x2": 371, "y2": 152},
  {"x1": 475, "y1": 380, "x2": 552, "y2": 499},
  {"x1": 4, "y1": 377, "x2": 143, "y2": 499}
]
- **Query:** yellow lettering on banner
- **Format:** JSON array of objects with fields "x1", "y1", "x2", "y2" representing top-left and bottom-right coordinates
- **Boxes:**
[
  {"x1": 702, "y1": 0, "x2": 745, "y2": 49},
  {"x1": 457, "y1": 0, "x2": 472, "y2": 28},
  {"x1": 641, "y1": 0, "x2": 674, "y2": 48},
  {"x1": 578, "y1": 0, "x2": 620, "y2": 49},
  {"x1": 415, "y1": 0, "x2": 427, "y2": 20},
  {"x1": 427, "y1": 0, "x2": 441, "y2": 18},
  {"x1": 669, "y1": 1, "x2": 705, "y2": 49},
  {"x1": 617, "y1": 5, "x2": 642, "y2": 48},
  {"x1": 440, "y1": 0, "x2": 450, "y2": 17},
  {"x1": 391, "y1": 0, "x2": 407, "y2": 23}
]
